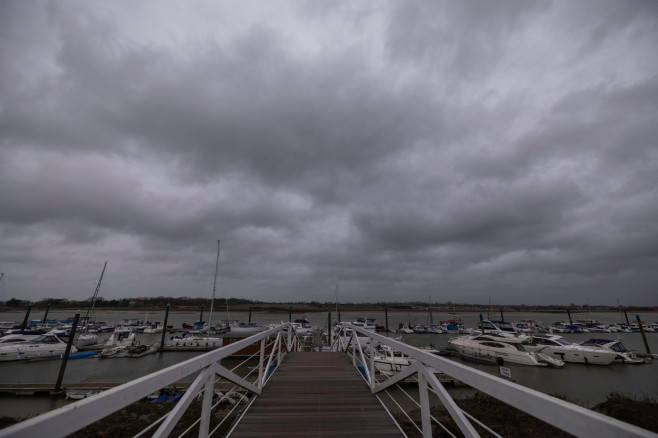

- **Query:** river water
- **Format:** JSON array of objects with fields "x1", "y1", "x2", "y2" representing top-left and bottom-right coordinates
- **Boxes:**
[{"x1": 1, "y1": 309, "x2": 656, "y2": 418}]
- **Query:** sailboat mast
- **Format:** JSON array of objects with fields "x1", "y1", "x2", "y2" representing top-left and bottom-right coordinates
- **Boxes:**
[
  {"x1": 207, "y1": 240, "x2": 220, "y2": 334},
  {"x1": 84, "y1": 261, "x2": 107, "y2": 324}
]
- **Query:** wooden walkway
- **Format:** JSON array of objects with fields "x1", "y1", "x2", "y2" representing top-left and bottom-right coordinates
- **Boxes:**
[{"x1": 229, "y1": 352, "x2": 404, "y2": 437}]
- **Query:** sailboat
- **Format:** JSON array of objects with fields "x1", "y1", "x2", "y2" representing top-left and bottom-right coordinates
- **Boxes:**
[
  {"x1": 165, "y1": 240, "x2": 223, "y2": 350},
  {"x1": 75, "y1": 262, "x2": 107, "y2": 347}
]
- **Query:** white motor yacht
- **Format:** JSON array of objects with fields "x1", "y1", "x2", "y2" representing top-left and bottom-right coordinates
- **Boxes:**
[
  {"x1": 579, "y1": 338, "x2": 646, "y2": 364},
  {"x1": 524, "y1": 335, "x2": 618, "y2": 365},
  {"x1": 0, "y1": 333, "x2": 76, "y2": 361},
  {"x1": 448, "y1": 333, "x2": 564, "y2": 367}
]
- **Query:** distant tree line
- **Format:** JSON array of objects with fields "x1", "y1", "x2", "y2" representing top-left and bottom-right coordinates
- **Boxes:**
[{"x1": 0, "y1": 296, "x2": 655, "y2": 312}]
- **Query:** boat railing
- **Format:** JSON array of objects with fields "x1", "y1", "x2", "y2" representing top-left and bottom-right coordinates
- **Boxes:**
[
  {"x1": 331, "y1": 323, "x2": 656, "y2": 438},
  {"x1": 0, "y1": 323, "x2": 304, "y2": 438}
]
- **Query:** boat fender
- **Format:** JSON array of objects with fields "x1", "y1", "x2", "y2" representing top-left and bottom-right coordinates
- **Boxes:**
[{"x1": 357, "y1": 363, "x2": 367, "y2": 378}]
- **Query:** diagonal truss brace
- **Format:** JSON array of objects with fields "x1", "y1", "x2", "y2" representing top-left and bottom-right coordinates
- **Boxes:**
[{"x1": 152, "y1": 360, "x2": 262, "y2": 438}]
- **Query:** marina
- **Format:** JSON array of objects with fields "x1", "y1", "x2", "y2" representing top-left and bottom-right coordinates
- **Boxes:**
[
  {"x1": 1, "y1": 320, "x2": 655, "y2": 437},
  {"x1": 0, "y1": 309, "x2": 656, "y2": 415}
]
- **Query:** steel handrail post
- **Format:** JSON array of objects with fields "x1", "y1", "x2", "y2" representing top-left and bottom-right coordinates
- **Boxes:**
[
  {"x1": 198, "y1": 363, "x2": 217, "y2": 438},
  {"x1": 262, "y1": 332, "x2": 282, "y2": 386},
  {"x1": 421, "y1": 366, "x2": 480, "y2": 437},
  {"x1": 258, "y1": 337, "x2": 266, "y2": 389},
  {"x1": 418, "y1": 369, "x2": 432, "y2": 438},
  {"x1": 368, "y1": 336, "x2": 375, "y2": 390},
  {"x1": 152, "y1": 365, "x2": 214, "y2": 438},
  {"x1": 351, "y1": 331, "x2": 356, "y2": 366}
]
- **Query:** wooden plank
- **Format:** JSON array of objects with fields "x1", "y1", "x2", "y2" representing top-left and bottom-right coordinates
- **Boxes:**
[{"x1": 229, "y1": 352, "x2": 403, "y2": 438}]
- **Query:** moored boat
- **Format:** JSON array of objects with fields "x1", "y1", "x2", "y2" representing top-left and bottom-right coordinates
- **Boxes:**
[
  {"x1": 448, "y1": 333, "x2": 564, "y2": 367},
  {"x1": 0, "y1": 333, "x2": 77, "y2": 362},
  {"x1": 579, "y1": 338, "x2": 646, "y2": 364},
  {"x1": 523, "y1": 335, "x2": 618, "y2": 365}
]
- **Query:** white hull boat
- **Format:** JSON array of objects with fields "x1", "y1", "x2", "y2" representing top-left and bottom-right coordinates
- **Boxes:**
[
  {"x1": 165, "y1": 333, "x2": 223, "y2": 349},
  {"x1": 448, "y1": 334, "x2": 564, "y2": 367},
  {"x1": 0, "y1": 334, "x2": 76, "y2": 362},
  {"x1": 373, "y1": 345, "x2": 412, "y2": 376},
  {"x1": 579, "y1": 338, "x2": 646, "y2": 364},
  {"x1": 524, "y1": 335, "x2": 618, "y2": 365}
]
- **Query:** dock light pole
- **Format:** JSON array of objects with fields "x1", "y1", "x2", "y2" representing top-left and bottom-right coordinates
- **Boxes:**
[
  {"x1": 249, "y1": 305, "x2": 252, "y2": 324},
  {"x1": 479, "y1": 313, "x2": 484, "y2": 334},
  {"x1": 499, "y1": 307, "x2": 504, "y2": 322},
  {"x1": 566, "y1": 308, "x2": 573, "y2": 325},
  {"x1": 289, "y1": 305, "x2": 292, "y2": 323},
  {"x1": 199, "y1": 304, "x2": 204, "y2": 323},
  {"x1": 55, "y1": 313, "x2": 80, "y2": 393},
  {"x1": 160, "y1": 304, "x2": 170, "y2": 353},
  {"x1": 624, "y1": 309, "x2": 630, "y2": 326},
  {"x1": 385, "y1": 305, "x2": 389, "y2": 333},
  {"x1": 636, "y1": 315, "x2": 652, "y2": 356}
]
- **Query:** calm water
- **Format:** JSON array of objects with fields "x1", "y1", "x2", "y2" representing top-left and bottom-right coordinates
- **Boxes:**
[{"x1": 1, "y1": 309, "x2": 657, "y2": 417}]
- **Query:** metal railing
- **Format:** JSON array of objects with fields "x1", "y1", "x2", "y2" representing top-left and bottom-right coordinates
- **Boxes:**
[
  {"x1": 0, "y1": 323, "x2": 303, "y2": 438},
  {"x1": 331, "y1": 323, "x2": 657, "y2": 438}
]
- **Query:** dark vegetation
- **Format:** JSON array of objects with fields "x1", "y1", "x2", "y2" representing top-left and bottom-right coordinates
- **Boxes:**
[
  {"x1": 1, "y1": 393, "x2": 656, "y2": 436},
  {"x1": 1, "y1": 296, "x2": 655, "y2": 313},
  {"x1": 0, "y1": 398, "x2": 241, "y2": 437},
  {"x1": 395, "y1": 392, "x2": 658, "y2": 437}
]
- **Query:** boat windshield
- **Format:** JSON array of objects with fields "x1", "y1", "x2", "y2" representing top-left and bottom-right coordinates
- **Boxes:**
[
  {"x1": 28, "y1": 335, "x2": 60, "y2": 344},
  {"x1": 548, "y1": 337, "x2": 571, "y2": 346}
]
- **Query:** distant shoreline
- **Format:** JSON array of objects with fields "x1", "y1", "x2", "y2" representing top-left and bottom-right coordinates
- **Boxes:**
[{"x1": 1, "y1": 304, "x2": 656, "y2": 314}]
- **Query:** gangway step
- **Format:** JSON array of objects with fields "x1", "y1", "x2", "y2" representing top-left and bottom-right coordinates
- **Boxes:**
[{"x1": 229, "y1": 352, "x2": 404, "y2": 437}]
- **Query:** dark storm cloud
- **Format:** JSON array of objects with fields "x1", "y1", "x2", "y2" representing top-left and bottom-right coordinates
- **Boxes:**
[{"x1": 1, "y1": 1, "x2": 657, "y2": 305}]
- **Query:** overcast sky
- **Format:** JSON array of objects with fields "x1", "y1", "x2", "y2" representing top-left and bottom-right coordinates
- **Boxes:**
[{"x1": 1, "y1": 1, "x2": 657, "y2": 306}]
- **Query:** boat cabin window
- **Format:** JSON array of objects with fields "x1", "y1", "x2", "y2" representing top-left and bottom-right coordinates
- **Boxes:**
[
  {"x1": 29, "y1": 335, "x2": 59, "y2": 344},
  {"x1": 481, "y1": 342, "x2": 506, "y2": 349}
]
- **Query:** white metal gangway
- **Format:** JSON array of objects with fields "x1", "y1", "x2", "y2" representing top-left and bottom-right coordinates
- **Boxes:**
[
  {"x1": 1, "y1": 322, "x2": 656, "y2": 438},
  {"x1": 0, "y1": 323, "x2": 303, "y2": 438},
  {"x1": 331, "y1": 323, "x2": 657, "y2": 438}
]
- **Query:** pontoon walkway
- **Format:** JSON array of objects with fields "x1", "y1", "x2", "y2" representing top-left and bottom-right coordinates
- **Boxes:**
[{"x1": 229, "y1": 352, "x2": 404, "y2": 437}]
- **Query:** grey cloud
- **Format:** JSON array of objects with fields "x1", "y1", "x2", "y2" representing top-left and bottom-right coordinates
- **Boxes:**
[{"x1": 1, "y1": 1, "x2": 657, "y2": 305}]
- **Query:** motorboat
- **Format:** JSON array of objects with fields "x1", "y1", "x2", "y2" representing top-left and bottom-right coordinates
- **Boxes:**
[
  {"x1": 396, "y1": 325, "x2": 414, "y2": 334},
  {"x1": 579, "y1": 338, "x2": 646, "y2": 364},
  {"x1": 352, "y1": 317, "x2": 377, "y2": 332},
  {"x1": 0, "y1": 333, "x2": 77, "y2": 362},
  {"x1": 448, "y1": 333, "x2": 564, "y2": 367},
  {"x1": 439, "y1": 321, "x2": 461, "y2": 334},
  {"x1": 227, "y1": 321, "x2": 265, "y2": 335},
  {"x1": 165, "y1": 332, "x2": 222, "y2": 349},
  {"x1": 99, "y1": 326, "x2": 137, "y2": 358},
  {"x1": 143, "y1": 322, "x2": 163, "y2": 334},
  {"x1": 291, "y1": 316, "x2": 313, "y2": 336},
  {"x1": 75, "y1": 331, "x2": 99, "y2": 347},
  {"x1": 523, "y1": 335, "x2": 618, "y2": 365},
  {"x1": 103, "y1": 327, "x2": 136, "y2": 347},
  {"x1": 373, "y1": 345, "x2": 413, "y2": 376},
  {"x1": 0, "y1": 333, "x2": 40, "y2": 344},
  {"x1": 412, "y1": 325, "x2": 428, "y2": 334}
]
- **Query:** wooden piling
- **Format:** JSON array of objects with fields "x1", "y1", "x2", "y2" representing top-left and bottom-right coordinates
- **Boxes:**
[
  {"x1": 635, "y1": 315, "x2": 652, "y2": 356},
  {"x1": 55, "y1": 313, "x2": 79, "y2": 392},
  {"x1": 159, "y1": 303, "x2": 170, "y2": 353}
]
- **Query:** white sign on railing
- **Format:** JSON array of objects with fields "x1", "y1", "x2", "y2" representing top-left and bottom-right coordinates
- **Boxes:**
[{"x1": 499, "y1": 366, "x2": 511, "y2": 379}]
